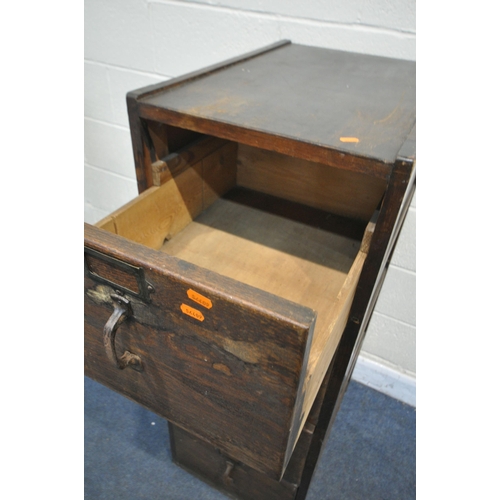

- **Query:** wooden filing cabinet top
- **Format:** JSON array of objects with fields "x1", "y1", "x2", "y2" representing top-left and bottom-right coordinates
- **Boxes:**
[{"x1": 127, "y1": 40, "x2": 416, "y2": 191}]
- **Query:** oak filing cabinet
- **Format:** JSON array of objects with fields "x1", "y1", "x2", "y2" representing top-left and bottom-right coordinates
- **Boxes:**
[{"x1": 84, "y1": 40, "x2": 416, "y2": 499}]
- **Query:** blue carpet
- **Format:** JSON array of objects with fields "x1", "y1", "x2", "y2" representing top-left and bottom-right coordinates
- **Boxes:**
[{"x1": 85, "y1": 377, "x2": 415, "y2": 499}]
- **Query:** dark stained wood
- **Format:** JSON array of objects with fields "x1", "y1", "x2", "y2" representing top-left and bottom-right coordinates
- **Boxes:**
[
  {"x1": 146, "y1": 120, "x2": 203, "y2": 162},
  {"x1": 127, "y1": 40, "x2": 291, "y2": 192},
  {"x1": 151, "y1": 135, "x2": 229, "y2": 185},
  {"x1": 133, "y1": 43, "x2": 415, "y2": 184},
  {"x1": 168, "y1": 358, "x2": 335, "y2": 500},
  {"x1": 166, "y1": 131, "x2": 415, "y2": 500},
  {"x1": 145, "y1": 120, "x2": 170, "y2": 160},
  {"x1": 126, "y1": 41, "x2": 418, "y2": 187},
  {"x1": 170, "y1": 423, "x2": 302, "y2": 500},
  {"x1": 127, "y1": 96, "x2": 155, "y2": 192},
  {"x1": 85, "y1": 253, "x2": 141, "y2": 295},
  {"x1": 141, "y1": 45, "x2": 415, "y2": 165},
  {"x1": 84, "y1": 223, "x2": 316, "y2": 479},
  {"x1": 137, "y1": 105, "x2": 390, "y2": 180},
  {"x1": 127, "y1": 40, "x2": 292, "y2": 103},
  {"x1": 87, "y1": 41, "x2": 416, "y2": 499},
  {"x1": 294, "y1": 156, "x2": 416, "y2": 500}
]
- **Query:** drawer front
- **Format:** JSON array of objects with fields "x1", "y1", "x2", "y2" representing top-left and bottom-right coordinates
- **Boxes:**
[
  {"x1": 169, "y1": 422, "x2": 315, "y2": 500},
  {"x1": 84, "y1": 223, "x2": 315, "y2": 479}
]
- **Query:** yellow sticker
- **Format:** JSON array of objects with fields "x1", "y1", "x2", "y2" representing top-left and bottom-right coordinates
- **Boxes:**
[
  {"x1": 339, "y1": 137, "x2": 360, "y2": 143},
  {"x1": 187, "y1": 289, "x2": 213, "y2": 309},
  {"x1": 180, "y1": 304, "x2": 205, "y2": 322}
]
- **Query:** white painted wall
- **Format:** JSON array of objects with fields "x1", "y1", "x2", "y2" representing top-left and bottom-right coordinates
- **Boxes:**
[{"x1": 84, "y1": 0, "x2": 416, "y2": 403}]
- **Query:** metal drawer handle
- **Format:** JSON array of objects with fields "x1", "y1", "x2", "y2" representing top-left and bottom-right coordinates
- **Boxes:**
[{"x1": 103, "y1": 293, "x2": 143, "y2": 372}]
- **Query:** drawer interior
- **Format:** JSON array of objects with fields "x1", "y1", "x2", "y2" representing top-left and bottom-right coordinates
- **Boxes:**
[
  {"x1": 95, "y1": 133, "x2": 386, "y2": 460},
  {"x1": 160, "y1": 186, "x2": 361, "y2": 342}
]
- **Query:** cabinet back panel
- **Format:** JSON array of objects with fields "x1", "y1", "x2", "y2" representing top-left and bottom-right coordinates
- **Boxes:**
[{"x1": 237, "y1": 143, "x2": 386, "y2": 221}]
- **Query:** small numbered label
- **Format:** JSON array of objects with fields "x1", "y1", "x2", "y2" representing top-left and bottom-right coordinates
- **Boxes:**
[
  {"x1": 180, "y1": 303, "x2": 205, "y2": 322},
  {"x1": 187, "y1": 289, "x2": 213, "y2": 309}
]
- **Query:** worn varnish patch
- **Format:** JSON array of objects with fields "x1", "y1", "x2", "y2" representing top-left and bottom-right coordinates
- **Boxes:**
[
  {"x1": 186, "y1": 95, "x2": 249, "y2": 118},
  {"x1": 222, "y1": 338, "x2": 261, "y2": 364},
  {"x1": 86, "y1": 284, "x2": 113, "y2": 306},
  {"x1": 212, "y1": 363, "x2": 232, "y2": 376}
]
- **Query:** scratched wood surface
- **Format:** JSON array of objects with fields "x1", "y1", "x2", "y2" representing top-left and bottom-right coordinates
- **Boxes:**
[
  {"x1": 168, "y1": 358, "x2": 336, "y2": 500},
  {"x1": 158, "y1": 187, "x2": 372, "y2": 458},
  {"x1": 89, "y1": 41, "x2": 416, "y2": 497},
  {"x1": 139, "y1": 44, "x2": 416, "y2": 166},
  {"x1": 84, "y1": 223, "x2": 316, "y2": 480}
]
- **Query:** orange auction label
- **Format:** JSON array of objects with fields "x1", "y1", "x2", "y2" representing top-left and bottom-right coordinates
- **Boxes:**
[
  {"x1": 187, "y1": 289, "x2": 213, "y2": 309},
  {"x1": 180, "y1": 304, "x2": 205, "y2": 322},
  {"x1": 339, "y1": 137, "x2": 360, "y2": 143}
]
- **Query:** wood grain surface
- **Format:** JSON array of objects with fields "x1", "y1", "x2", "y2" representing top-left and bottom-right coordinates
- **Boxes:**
[
  {"x1": 138, "y1": 44, "x2": 415, "y2": 173},
  {"x1": 89, "y1": 41, "x2": 416, "y2": 497},
  {"x1": 85, "y1": 223, "x2": 316, "y2": 479}
]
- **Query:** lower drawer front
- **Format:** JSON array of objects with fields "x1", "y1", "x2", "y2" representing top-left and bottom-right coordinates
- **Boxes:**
[
  {"x1": 170, "y1": 421, "x2": 315, "y2": 500},
  {"x1": 84, "y1": 224, "x2": 315, "y2": 480}
]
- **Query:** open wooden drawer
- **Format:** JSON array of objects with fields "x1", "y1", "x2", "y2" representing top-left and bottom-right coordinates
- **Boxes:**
[{"x1": 84, "y1": 133, "x2": 386, "y2": 480}]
